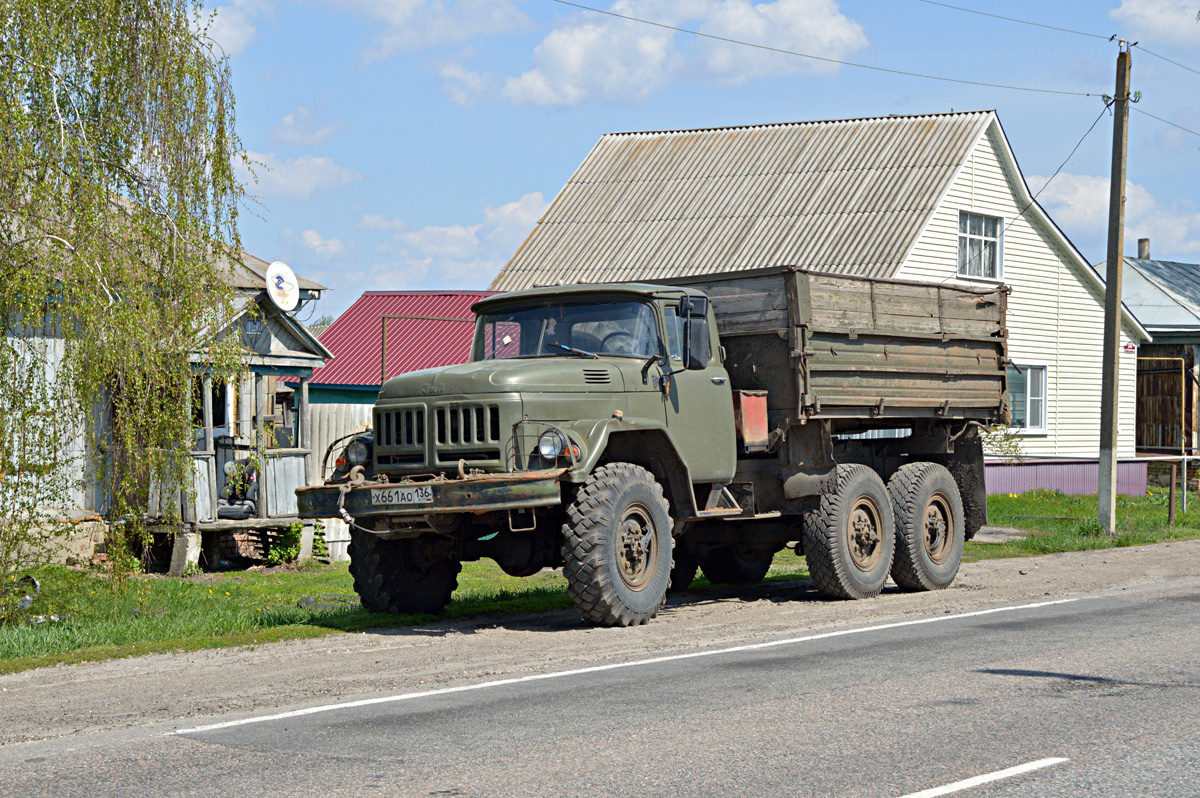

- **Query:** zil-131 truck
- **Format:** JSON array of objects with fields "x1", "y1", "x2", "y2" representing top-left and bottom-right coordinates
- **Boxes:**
[{"x1": 297, "y1": 267, "x2": 1008, "y2": 626}]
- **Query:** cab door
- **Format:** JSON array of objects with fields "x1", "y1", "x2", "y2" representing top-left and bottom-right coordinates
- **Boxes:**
[{"x1": 660, "y1": 301, "x2": 737, "y2": 483}]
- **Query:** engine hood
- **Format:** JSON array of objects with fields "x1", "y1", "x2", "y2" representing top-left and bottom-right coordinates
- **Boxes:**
[{"x1": 378, "y1": 358, "x2": 627, "y2": 400}]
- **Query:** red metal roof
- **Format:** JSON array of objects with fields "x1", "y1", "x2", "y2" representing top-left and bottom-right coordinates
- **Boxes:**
[{"x1": 306, "y1": 291, "x2": 493, "y2": 387}]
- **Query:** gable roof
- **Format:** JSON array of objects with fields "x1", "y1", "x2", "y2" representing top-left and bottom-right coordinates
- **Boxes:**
[
  {"x1": 1121, "y1": 256, "x2": 1200, "y2": 331},
  {"x1": 223, "y1": 249, "x2": 328, "y2": 293},
  {"x1": 491, "y1": 110, "x2": 993, "y2": 291},
  {"x1": 307, "y1": 291, "x2": 493, "y2": 388}
]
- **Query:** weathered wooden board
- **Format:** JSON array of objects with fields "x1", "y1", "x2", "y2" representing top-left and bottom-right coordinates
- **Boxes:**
[
  {"x1": 263, "y1": 451, "x2": 306, "y2": 517},
  {"x1": 679, "y1": 266, "x2": 1008, "y2": 422}
]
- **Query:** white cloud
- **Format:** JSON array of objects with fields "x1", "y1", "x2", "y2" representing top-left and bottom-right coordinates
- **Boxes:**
[
  {"x1": 440, "y1": 63, "x2": 493, "y2": 106},
  {"x1": 1032, "y1": 172, "x2": 1200, "y2": 259},
  {"x1": 334, "y1": 0, "x2": 532, "y2": 61},
  {"x1": 367, "y1": 192, "x2": 548, "y2": 288},
  {"x1": 301, "y1": 229, "x2": 346, "y2": 257},
  {"x1": 241, "y1": 151, "x2": 362, "y2": 200},
  {"x1": 273, "y1": 107, "x2": 344, "y2": 146},
  {"x1": 201, "y1": 0, "x2": 273, "y2": 57},
  {"x1": 1110, "y1": 0, "x2": 1200, "y2": 46},
  {"x1": 503, "y1": 0, "x2": 867, "y2": 106}
]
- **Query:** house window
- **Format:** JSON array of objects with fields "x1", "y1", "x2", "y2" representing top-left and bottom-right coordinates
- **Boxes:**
[
  {"x1": 958, "y1": 212, "x2": 1002, "y2": 280},
  {"x1": 1007, "y1": 364, "x2": 1046, "y2": 432}
]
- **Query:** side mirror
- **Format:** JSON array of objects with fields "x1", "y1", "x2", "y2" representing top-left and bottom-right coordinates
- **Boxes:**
[{"x1": 678, "y1": 295, "x2": 709, "y2": 317}]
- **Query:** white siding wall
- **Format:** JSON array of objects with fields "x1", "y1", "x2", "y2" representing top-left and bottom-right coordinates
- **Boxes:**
[{"x1": 897, "y1": 125, "x2": 1139, "y2": 458}]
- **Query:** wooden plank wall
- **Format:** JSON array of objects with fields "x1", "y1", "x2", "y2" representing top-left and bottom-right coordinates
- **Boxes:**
[
  {"x1": 263, "y1": 451, "x2": 306, "y2": 517},
  {"x1": 1135, "y1": 344, "x2": 1193, "y2": 452}
]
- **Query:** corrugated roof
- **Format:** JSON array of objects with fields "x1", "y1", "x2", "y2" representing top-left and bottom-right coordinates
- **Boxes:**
[
  {"x1": 1122, "y1": 256, "x2": 1200, "y2": 331},
  {"x1": 491, "y1": 111, "x2": 993, "y2": 291},
  {"x1": 306, "y1": 291, "x2": 493, "y2": 387}
]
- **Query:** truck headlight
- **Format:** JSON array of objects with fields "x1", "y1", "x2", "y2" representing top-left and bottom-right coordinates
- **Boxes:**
[
  {"x1": 346, "y1": 439, "x2": 370, "y2": 466},
  {"x1": 538, "y1": 430, "x2": 567, "y2": 459}
]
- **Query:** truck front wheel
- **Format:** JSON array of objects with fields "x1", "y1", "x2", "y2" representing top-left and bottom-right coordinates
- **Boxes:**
[
  {"x1": 348, "y1": 526, "x2": 462, "y2": 615},
  {"x1": 562, "y1": 463, "x2": 673, "y2": 626},
  {"x1": 803, "y1": 464, "x2": 895, "y2": 599},
  {"x1": 887, "y1": 462, "x2": 964, "y2": 591}
]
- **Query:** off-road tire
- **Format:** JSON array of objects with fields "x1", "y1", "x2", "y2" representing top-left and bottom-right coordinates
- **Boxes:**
[
  {"x1": 803, "y1": 464, "x2": 895, "y2": 599},
  {"x1": 348, "y1": 527, "x2": 461, "y2": 615},
  {"x1": 700, "y1": 544, "x2": 774, "y2": 585},
  {"x1": 562, "y1": 463, "x2": 673, "y2": 626},
  {"x1": 888, "y1": 462, "x2": 965, "y2": 591}
]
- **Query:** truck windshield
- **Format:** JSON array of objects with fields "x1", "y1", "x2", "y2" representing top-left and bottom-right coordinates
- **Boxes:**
[{"x1": 476, "y1": 299, "x2": 663, "y2": 361}]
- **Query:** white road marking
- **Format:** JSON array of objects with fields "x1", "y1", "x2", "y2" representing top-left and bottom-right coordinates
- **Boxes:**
[
  {"x1": 173, "y1": 598, "x2": 1077, "y2": 735},
  {"x1": 896, "y1": 757, "x2": 1070, "y2": 797}
]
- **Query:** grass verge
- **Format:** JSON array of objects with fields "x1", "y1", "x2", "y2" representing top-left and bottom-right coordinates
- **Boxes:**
[{"x1": 3, "y1": 488, "x2": 1198, "y2": 674}]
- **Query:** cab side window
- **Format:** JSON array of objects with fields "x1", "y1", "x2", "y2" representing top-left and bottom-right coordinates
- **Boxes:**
[{"x1": 663, "y1": 307, "x2": 683, "y2": 361}]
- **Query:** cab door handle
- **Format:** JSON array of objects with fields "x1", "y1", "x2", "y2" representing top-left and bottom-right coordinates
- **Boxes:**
[{"x1": 711, "y1": 376, "x2": 727, "y2": 385}]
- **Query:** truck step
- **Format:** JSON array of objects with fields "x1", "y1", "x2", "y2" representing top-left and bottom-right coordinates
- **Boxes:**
[{"x1": 696, "y1": 485, "x2": 743, "y2": 518}]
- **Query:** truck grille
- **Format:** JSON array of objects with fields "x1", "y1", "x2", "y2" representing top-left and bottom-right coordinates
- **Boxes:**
[
  {"x1": 374, "y1": 407, "x2": 425, "y2": 447},
  {"x1": 374, "y1": 400, "x2": 511, "y2": 471},
  {"x1": 436, "y1": 405, "x2": 501, "y2": 446}
]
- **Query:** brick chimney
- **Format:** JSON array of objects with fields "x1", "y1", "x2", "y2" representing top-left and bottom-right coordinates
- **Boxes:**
[{"x1": 1138, "y1": 237, "x2": 1150, "y2": 259}]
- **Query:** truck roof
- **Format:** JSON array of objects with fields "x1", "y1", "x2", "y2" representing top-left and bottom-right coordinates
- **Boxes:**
[{"x1": 472, "y1": 281, "x2": 706, "y2": 314}]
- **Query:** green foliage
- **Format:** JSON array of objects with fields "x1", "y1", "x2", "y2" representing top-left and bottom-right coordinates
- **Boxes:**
[
  {"x1": 310, "y1": 521, "x2": 329, "y2": 558},
  {"x1": 265, "y1": 521, "x2": 303, "y2": 566},
  {"x1": 0, "y1": 1, "x2": 247, "y2": 585},
  {"x1": 980, "y1": 423, "x2": 1026, "y2": 464}
]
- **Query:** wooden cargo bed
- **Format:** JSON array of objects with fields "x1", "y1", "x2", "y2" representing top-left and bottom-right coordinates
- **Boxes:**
[{"x1": 673, "y1": 267, "x2": 1008, "y2": 428}]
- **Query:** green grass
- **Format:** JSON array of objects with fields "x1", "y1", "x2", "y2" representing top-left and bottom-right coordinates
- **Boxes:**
[
  {"x1": 966, "y1": 487, "x2": 1200, "y2": 562},
  {"x1": 2, "y1": 488, "x2": 1197, "y2": 674}
]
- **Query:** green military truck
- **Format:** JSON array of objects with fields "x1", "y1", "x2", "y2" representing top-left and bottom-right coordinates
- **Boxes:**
[{"x1": 297, "y1": 266, "x2": 1008, "y2": 626}]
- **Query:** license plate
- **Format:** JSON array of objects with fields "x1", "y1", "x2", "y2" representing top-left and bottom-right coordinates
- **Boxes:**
[{"x1": 370, "y1": 485, "x2": 434, "y2": 506}]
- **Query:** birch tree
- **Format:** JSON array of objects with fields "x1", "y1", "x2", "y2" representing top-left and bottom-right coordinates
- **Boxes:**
[{"x1": 0, "y1": 0, "x2": 247, "y2": 596}]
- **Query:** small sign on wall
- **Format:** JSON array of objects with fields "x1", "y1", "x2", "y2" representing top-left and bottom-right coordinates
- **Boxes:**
[{"x1": 1123, "y1": 342, "x2": 1137, "y2": 353}]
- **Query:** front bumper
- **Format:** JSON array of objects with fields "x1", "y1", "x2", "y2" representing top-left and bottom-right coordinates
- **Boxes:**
[{"x1": 295, "y1": 469, "x2": 567, "y2": 520}]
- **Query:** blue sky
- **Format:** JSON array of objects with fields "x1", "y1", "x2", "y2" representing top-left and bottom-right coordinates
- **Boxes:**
[{"x1": 203, "y1": 0, "x2": 1200, "y2": 322}]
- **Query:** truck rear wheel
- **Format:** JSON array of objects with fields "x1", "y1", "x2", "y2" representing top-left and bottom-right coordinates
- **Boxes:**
[
  {"x1": 562, "y1": 463, "x2": 673, "y2": 626},
  {"x1": 803, "y1": 464, "x2": 895, "y2": 599},
  {"x1": 888, "y1": 462, "x2": 964, "y2": 591},
  {"x1": 700, "y1": 544, "x2": 774, "y2": 585},
  {"x1": 348, "y1": 527, "x2": 462, "y2": 615}
]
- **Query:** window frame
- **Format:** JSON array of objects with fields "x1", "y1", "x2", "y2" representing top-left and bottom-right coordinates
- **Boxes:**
[
  {"x1": 1007, "y1": 362, "x2": 1048, "y2": 435},
  {"x1": 956, "y1": 210, "x2": 1004, "y2": 282}
]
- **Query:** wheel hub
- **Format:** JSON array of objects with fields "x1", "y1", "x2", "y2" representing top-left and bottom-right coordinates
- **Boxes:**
[
  {"x1": 923, "y1": 494, "x2": 953, "y2": 564},
  {"x1": 848, "y1": 498, "x2": 883, "y2": 571},
  {"x1": 617, "y1": 505, "x2": 657, "y2": 590}
]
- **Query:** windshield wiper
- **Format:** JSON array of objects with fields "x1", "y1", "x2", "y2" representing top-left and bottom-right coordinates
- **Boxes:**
[{"x1": 556, "y1": 343, "x2": 599, "y2": 359}]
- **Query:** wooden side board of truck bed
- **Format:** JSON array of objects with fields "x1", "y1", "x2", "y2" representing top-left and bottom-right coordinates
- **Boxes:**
[{"x1": 672, "y1": 267, "x2": 1008, "y2": 430}]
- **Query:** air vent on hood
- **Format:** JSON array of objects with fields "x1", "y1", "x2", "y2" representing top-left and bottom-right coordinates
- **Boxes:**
[{"x1": 583, "y1": 369, "x2": 611, "y2": 385}]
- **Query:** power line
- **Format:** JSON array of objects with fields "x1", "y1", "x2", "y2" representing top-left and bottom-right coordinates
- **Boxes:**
[
  {"x1": 916, "y1": 0, "x2": 1114, "y2": 41},
  {"x1": 1131, "y1": 106, "x2": 1200, "y2": 138},
  {"x1": 548, "y1": 0, "x2": 1099, "y2": 97},
  {"x1": 917, "y1": 1, "x2": 1200, "y2": 78},
  {"x1": 1137, "y1": 46, "x2": 1200, "y2": 78},
  {"x1": 1031, "y1": 103, "x2": 1111, "y2": 199}
]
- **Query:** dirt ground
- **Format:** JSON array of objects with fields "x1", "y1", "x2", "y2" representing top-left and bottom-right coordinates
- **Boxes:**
[{"x1": 2, "y1": 538, "x2": 1199, "y2": 747}]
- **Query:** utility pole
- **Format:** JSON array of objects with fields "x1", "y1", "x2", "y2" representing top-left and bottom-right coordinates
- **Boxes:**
[{"x1": 1098, "y1": 44, "x2": 1132, "y2": 535}]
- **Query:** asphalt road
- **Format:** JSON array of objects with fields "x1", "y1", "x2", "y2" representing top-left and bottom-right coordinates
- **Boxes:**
[{"x1": 1, "y1": 577, "x2": 1197, "y2": 797}]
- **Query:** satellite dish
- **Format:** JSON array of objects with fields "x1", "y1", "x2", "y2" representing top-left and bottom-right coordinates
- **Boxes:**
[{"x1": 265, "y1": 261, "x2": 299, "y2": 312}]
